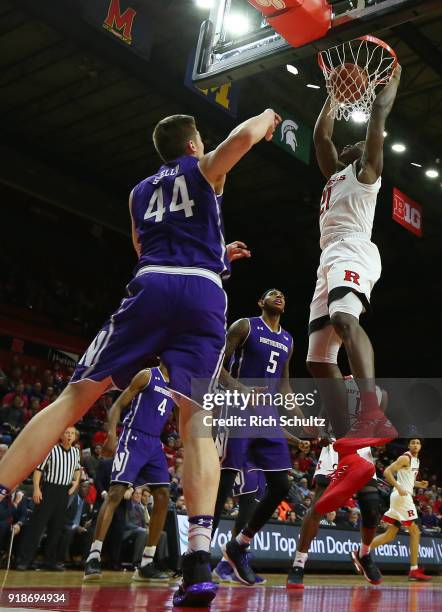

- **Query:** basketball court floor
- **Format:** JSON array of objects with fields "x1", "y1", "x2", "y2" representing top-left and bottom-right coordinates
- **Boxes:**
[{"x1": 0, "y1": 571, "x2": 441, "y2": 611}]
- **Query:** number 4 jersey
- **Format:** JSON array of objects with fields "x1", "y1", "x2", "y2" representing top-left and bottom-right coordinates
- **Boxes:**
[
  {"x1": 122, "y1": 367, "x2": 174, "y2": 436},
  {"x1": 131, "y1": 155, "x2": 230, "y2": 279}
]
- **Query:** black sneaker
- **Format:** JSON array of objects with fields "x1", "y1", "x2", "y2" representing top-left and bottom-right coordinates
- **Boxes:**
[
  {"x1": 132, "y1": 562, "x2": 169, "y2": 582},
  {"x1": 351, "y1": 549, "x2": 382, "y2": 585},
  {"x1": 222, "y1": 540, "x2": 256, "y2": 585},
  {"x1": 173, "y1": 551, "x2": 218, "y2": 607},
  {"x1": 83, "y1": 557, "x2": 102, "y2": 581},
  {"x1": 287, "y1": 565, "x2": 304, "y2": 589}
]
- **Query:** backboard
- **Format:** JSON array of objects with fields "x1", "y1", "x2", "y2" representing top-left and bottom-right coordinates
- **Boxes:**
[{"x1": 192, "y1": 0, "x2": 441, "y2": 87}]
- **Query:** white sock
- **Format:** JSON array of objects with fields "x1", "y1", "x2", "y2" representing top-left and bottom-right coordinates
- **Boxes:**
[
  {"x1": 360, "y1": 543, "x2": 370, "y2": 557},
  {"x1": 87, "y1": 540, "x2": 103, "y2": 561},
  {"x1": 410, "y1": 565, "x2": 418, "y2": 571},
  {"x1": 236, "y1": 532, "x2": 252, "y2": 547},
  {"x1": 187, "y1": 524, "x2": 212, "y2": 553},
  {"x1": 141, "y1": 546, "x2": 156, "y2": 567},
  {"x1": 293, "y1": 551, "x2": 308, "y2": 567}
]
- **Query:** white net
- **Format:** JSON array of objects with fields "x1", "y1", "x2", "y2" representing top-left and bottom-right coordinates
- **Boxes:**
[{"x1": 318, "y1": 35, "x2": 397, "y2": 121}]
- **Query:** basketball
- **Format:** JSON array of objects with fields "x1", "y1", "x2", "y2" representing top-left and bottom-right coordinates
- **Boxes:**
[{"x1": 329, "y1": 63, "x2": 369, "y2": 103}]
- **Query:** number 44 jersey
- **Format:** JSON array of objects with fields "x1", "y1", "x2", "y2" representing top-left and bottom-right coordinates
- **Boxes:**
[
  {"x1": 230, "y1": 317, "x2": 293, "y2": 392},
  {"x1": 131, "y1": 155, "x2": 231, "y2": 279}
]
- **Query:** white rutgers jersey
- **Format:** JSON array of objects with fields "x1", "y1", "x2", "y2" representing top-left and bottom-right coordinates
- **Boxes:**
[
  {"x1": 315, "y1": 379, "x2": 382, "y2": 480},
  {"x1": 396, "y1": 451, "x2": 419, "y2": 495},
  {"x1": 319, "y1": 161, "x2": 381, "y2": 250}
]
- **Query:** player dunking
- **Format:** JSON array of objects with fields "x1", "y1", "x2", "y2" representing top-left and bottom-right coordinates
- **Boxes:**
[
  {"x1": 0, "y1": 109, "x2": 281, "y2": 607},
  {"x1": 370, "y1": 438, "x2": 432, "y2": 581},
  {"x1": 214, "y1": 289, "x2": 296, "y2": 584},
  {"x1": 287, "y1": 377, "x2": 387, "y2": 588},
  {"x1": 306, "y1": 65, "x2": 402, "y2": 514},
  {"x1": 83, "y1": 365, "x2": 173, "y2": 582}
]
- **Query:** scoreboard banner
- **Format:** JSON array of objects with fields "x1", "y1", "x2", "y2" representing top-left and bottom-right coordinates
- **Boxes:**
[
  {"x1": 392, "y1": 187, "x2": 423, "y2": 237},
  {"x1": 176, "y1": 515, "x2": 442, "y2": 570}
]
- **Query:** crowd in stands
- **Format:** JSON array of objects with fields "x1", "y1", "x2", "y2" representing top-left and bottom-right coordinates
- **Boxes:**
[{"x1": 0, "y1": 353, "x2": 441, "y2": 571}]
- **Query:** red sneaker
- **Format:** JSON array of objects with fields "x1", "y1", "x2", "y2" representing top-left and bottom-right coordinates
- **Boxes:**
[
  {"x1": 334, "y1": 436, "x2": 395, "y2": 456},
  {"x1": 408, "y1": 567, "x2": 432, "y2": 581},
  {"x1": 344, "y1": 410, "x2": 397, "y2": 442},
  {"x1": 315, "y1": 454, "x2": 375, "y2": 515}
]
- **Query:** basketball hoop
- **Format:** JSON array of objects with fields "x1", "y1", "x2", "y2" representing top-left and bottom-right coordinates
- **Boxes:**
[{"x1": 318, "y1": 35, "x2": 397, "y2": 121}]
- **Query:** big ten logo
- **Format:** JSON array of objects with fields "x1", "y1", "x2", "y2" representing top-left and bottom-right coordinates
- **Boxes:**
[
  {"x1": 196, "y1": 82, "x2": 233, "y2": 113},
  {"x1": 393, "y1": 189, "x2": 422, "y2": 237},
  {"x1": 103, "y1": 0, "x2": 136, "y2": 45}
]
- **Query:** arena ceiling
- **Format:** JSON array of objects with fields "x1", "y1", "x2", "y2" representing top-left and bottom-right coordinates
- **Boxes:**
[{"x1": 1, "y1": 0, "x2": 441, "y2": 375}]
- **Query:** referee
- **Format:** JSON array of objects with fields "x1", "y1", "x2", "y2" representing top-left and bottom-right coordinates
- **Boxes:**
[{"x1": 16, "y1": 427, "x2": 81, "y2": 571}]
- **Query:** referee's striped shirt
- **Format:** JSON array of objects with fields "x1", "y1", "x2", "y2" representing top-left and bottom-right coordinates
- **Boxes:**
[{"x1": 37, "y1": 444, "x2": 81, "y2": 486}]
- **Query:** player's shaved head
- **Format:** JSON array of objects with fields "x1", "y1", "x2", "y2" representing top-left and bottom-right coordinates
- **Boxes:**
[{"x1": 153, "y1": 114, "x2": 199, "y2": 162}]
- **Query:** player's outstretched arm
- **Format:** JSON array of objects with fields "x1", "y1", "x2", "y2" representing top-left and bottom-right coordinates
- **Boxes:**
[
  {"x1": 383, "y1": 454, "x2": 409, "y2": 496},
  {"x1": 102, "y1": 369, "x2": 151, "y2": 456},
  {"x1": 199, "y1": 109, "x2": 281, "y2": 187},
  {"x1": 313, "y1": 96, "x2": 340, "y2": 179},
  {"x1": 360, "y1": 64, "x2": 402, "y2": 184}
]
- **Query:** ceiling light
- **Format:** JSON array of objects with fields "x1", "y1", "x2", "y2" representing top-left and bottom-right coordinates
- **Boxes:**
[
  {"x1": 383, "y1": 131, "x2": 388, "y2": 137},
  {"x1": 306, "y1": 84, "x2": 320, "y2": 89},
  {"x1": 195, "y1": 0, "x2": 214, "y2": 8},
  {"x1": 286, "y1": 64, "x2": 299, "y2": 75},
  {"x1": 410, "y1": 162, "x2": 422, "y2": 168},
  {"x1": 425, "y1": 169, "x2": 439, "y2": 179},
  {"x1": 225, "y1": 13, "x2": 251, "y2": 36},
  {"x1": 392, "y1": 143, "x2": 406, "y2": 153},
  {"x1": 351, "y1": 110, "x2": 368, "y2": 123}
]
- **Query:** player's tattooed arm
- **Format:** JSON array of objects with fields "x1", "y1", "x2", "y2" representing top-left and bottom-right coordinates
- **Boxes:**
[
  {"x1": 313, "y1": 96, "x2": 341, "y2": 179},
  {"x1": 219, "y1": 319, "x2": 251, "y2": 393},
  {"x1": 383, "y1": 453, "x2": 409, "y2": 496},
  {"x1": 129, "y1": 189, "x2": 141, "y2": 258},
  {"x1": 199, "y1": 109, "x2": 281, "y2": 187},
  {"x1": 102, "y1": 369, "x2": 151, "y2": 457},
  {"x1": 360, "y1": 64, "x2": 402, "y2": 184}
]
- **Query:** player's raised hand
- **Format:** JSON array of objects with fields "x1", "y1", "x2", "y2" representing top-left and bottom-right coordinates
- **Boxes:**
[
  {"x1": 264, "y1": 109, "x2": 282, "y2": 141},
  {"x1": 226, "y1": 241, "x2": 251, "y2": 262}
]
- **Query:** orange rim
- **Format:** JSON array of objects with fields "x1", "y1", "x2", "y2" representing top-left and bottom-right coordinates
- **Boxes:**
[{"x1": 317, "y1": 34, "x2": 397, "y2": 75}]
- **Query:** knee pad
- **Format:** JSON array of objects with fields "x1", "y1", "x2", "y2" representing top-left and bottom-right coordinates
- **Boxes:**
[
  {"x1": 307, "y1": 324, "x2": 342, "y2": 364},
  {"x1": 357, "y1": 490, "x2": 380, "y2": 528},
  {"x1": 329, "y1": 290, "x2": 364, "y2": 320}
]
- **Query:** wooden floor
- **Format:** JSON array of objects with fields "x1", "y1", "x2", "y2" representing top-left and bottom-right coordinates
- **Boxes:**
[{"x1": 0, "y1": 570, "x2": 441, "y2": 611}]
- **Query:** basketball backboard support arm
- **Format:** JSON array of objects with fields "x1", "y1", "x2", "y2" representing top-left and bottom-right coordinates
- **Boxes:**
[{"x1": 192, "y1": 0, "x2": 441, "y2": 87}]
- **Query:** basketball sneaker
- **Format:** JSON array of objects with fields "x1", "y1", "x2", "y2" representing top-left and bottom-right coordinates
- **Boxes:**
[
  {"x1": 83, "y1": 557, "x2": 102, "y2": 581},
  {"x1": 222, "y1": 540, "x2": 256, "y2": 585},
  {"x1": 408, "y1": 567, "x2": 432, "y2": 581},
  {"x1": 351, "y1": 548, "x2": 382, "y2": 585},
  {"x1": 172, "y1": 551, "x2": 218, "y2": 607},
  {"x1": 315, "y1": 453, "x2": 375, "y2": 514},
  {"x1": 212, "y1": 559, "x2": 233, "y2": 582},
  {"x1": 229, "y1": 552, "x2": 266, "y2": 584},
  {"x1": 132, "y1": 562, "x2": 169, "y2": 582},
  {"x1": 286, "y1": 565, "x2": 304, "y2": 589}
]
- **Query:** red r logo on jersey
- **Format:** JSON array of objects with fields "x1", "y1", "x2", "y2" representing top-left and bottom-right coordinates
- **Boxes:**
[
  {"x1": 408, "y1": 510, "x2": 415, "y2": 517},
  {"x1": 344, "y1": 270, "x2": 360, "y2": 285}
]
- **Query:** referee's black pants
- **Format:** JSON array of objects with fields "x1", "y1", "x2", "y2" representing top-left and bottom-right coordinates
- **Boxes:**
[{"x1": 19, "y1": 482, "x2": 69, "y2": 567}]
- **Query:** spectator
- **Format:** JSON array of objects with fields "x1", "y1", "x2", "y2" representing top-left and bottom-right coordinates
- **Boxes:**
[
  {"x1": 287, "y1": 510, "x2": 299, "y2": 524},
  {"x1": 421, "y1": 505, "x2": 441, "y2": 533},
  {"x1": 343, "y1": 509, "x2": 361, "y2": 530},
  {"x1": 82, "y1": 445, "x2": 103, "y2": 480},
  {"x1": 0, "y1": 487, "x2": 27, "y2": 556},
  {"x1": 2, "y1": 382, "x2": 29, "y2": 410},
  {"x1": 277, "y1": 499, "x2": 292, "y2": 521},
  {"x1": 27, "y1": 382, "x2": 43, "y2": 402},
  {"x1": 123, "y1": 488, "x2": 149, "y2": 567},
  {"x1": 296, "y1": 478, "x2": 310, "y2": 499},
  {"x1": 175, "y1": 496, "x2": 186, "y2": 513},
  {"x1": 222, "y1": 497, "x2": 237, "y2": 518},
  {"x1": 1, "y1": 396, "x2": 27, "y2": 435},
  {"x1": 290, "y1": 460, "x2": 305, "y2": 481},
  {"x1": 320, "y1": 511, "x2": 337, "y2": 527},
  {"x1": 271, "y1": 508, "x2": 279, "y2": 520},
  {"x1": 294, "y1": 496, "x2": 312, "y2": 519},
  {"x1": 58, "y1": 482, "x2": 95, "y2": 565}
]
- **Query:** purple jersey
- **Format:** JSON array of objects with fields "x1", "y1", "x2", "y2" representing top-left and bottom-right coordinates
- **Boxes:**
[
  {"x1": 230, "y1": 316, "x2": 293, "y2": 391},
  {"x1": 122, "y1": 367, "x2": 174, "y2": 436},
  {"x1": 131, "y1": 155, "x2": 230, "y2": 278}
]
